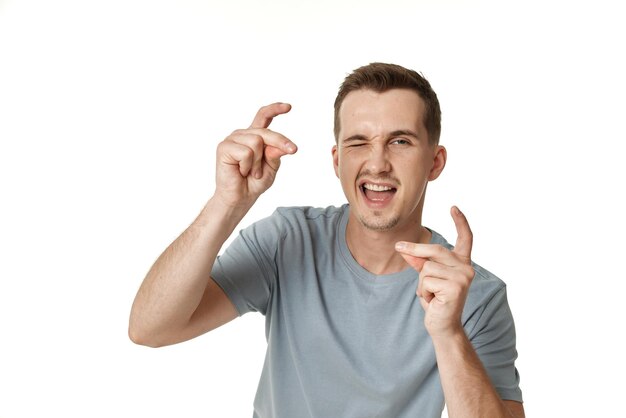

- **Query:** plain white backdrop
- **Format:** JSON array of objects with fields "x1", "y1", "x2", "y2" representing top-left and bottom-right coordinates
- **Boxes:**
[{"x1": 1, "y1": 0, "x2": 624, "y2": 416}]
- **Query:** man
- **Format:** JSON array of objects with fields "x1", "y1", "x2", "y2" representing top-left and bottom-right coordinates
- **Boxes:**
[{"x1": 129, "y1": 63, "x2": 524, "y2": 417}]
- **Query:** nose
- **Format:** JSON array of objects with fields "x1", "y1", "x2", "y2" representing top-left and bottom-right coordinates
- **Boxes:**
[{"x1": 365, "y1": 143, "x2": 391, "y2": 174}]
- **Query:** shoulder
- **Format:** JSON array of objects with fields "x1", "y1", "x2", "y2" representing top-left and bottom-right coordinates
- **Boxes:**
[
  {"x1": 466, "y1": 262, "x2": 512, "y2": 338},
  {"x1": 275, "y1": 205, "x2": 347, "y2": 222},
  {"x1": 243, "y1": 205, "x2": 346, "y2": 241},
  {"x1": 273, "y1": 205, "x2": 347, "y2": 231}
]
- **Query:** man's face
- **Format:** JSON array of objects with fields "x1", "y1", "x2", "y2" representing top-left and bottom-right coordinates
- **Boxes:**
[{"x1": 332, "y1": 88, "x2": 445, "y2": 232}]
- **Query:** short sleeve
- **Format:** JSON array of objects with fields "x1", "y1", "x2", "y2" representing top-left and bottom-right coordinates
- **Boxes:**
[
  {"x1": 467, "y1": 286, "x2": 523, "y2": 402},
  {"x1": 210, "y1": 212, "x2": 284, "y2": 316}
]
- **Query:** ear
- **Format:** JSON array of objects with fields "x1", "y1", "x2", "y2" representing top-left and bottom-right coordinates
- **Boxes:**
[
  {"x1": 428, "y1": 145, "x2": 447, "y2": 181},
  {"x1": 332, "y1": 144, "x2": 339, "y2": 178}
]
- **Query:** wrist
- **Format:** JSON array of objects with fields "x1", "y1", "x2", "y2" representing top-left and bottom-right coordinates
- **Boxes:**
[
  {"x1": 428, "y1": 324, "x2": 467, "y2": 345},
  {"x1": 192, "y1": 195, "x2": 252, "y2": 235},
  {"x1": 210, "y1": 192, "x2": 257, "y2": 214}
]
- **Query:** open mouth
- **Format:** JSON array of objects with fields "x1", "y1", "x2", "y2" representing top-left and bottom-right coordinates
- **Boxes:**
[{"x1": 360, "y1": 182, "x2": 397, "y2": 204}]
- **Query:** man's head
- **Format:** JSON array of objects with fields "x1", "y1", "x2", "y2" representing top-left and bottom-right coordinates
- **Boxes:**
[
  {"x1": 334, "y1": 63, "x2": 441, "y2": 146},
  {"x1": 331, "y1": 63, "x2": 447, "y2": 233}
]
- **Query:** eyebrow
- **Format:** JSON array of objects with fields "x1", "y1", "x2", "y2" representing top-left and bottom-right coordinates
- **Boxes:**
[
  {"x1": 389, "y1": 129, "x2": 420, "y2": 139},
  {"x1": 342, "y1": 134, "x2": 369, "y2": 143},
  {"x1": 342, "y1": 130, "x2": 420, "y2": 143}
]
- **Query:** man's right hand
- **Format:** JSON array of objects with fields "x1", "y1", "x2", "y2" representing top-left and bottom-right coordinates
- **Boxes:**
[
  {"x1": 215, "y1": 103, "x2": 298, "y2": 208},
  {"x1": 129, "y1": 103, "x2": 297, "y2": 347}
]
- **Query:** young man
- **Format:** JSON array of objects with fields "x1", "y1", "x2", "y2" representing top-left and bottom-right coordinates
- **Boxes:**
[{"x1": 129, "y1": 63, "x2": 524, "y2": 418}]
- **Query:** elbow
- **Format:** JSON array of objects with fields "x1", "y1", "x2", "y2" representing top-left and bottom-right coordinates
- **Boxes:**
[
  {"x1": 128, "y1": 326, "x2": 152, "y2": 347},
  {"x1": 128, "y1": 321, "x2": 167, "y2": 348}
]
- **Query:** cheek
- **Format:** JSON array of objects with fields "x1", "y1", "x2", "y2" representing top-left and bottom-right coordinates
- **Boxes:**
[
  {"x1": 397, "y1": 155, "x2": 426, "y2": 172},
  {"x1": 337, "y1": 165, "x2": 351, "y2": 186},
  {"x1": 396, "y1": 160, "x2": 431, "y2": 189},
  {"x1": 337, "y1": 161, "x2": 360, "y2": 192},
  {"x1": 336, "y1": 152, "x2": 355, "y2": 175}
]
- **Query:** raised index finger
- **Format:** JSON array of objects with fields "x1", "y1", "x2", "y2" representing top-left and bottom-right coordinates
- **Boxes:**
[
  {"x1": 451, "y1": 206, "x2": 473, "y2": 260},
  {"x1": 237, "y1": 128, "x2": 297, "y2": 155},
  {"x1": 250, "y1": 102, "x2": 292, "y2": 129}
]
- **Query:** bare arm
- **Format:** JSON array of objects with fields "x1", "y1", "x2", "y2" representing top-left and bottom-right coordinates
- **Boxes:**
[
  {"x1": 432, "y1": 331, "x2": 524, "y2": 418},
  {"x1": 129, "y1": 103, "x2": 297, "y2": 347},
  {"x1": 128, "y1": 198, "x2": 247, "y2": 347}
]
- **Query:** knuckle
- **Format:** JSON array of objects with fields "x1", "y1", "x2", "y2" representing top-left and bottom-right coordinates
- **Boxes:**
[
  {"x1": 449, "y1": 285, "x2": 463, "y2": 299},
  {"x1": 251, "y1": 134, "x2": 264, "y2": 147},
  {"x1": 462, "y1": 265, "x2": 475, "y2": 278},
  {"x1": 455, "y1": 272, "x2": 470, "y2": 287},
  {"x1": 243, "y1": 147, "x2": 254, "y2": 158},
  {"x1": 216, "y1": 140, "x2": 230, "y2": 153}
]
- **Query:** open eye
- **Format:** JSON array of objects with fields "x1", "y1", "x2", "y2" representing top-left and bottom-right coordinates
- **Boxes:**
[{"x1": 391, "y1": 138, "x2": 410, "y2": 145}]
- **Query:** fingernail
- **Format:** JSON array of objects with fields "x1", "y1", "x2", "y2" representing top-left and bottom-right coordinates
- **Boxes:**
[
  {"x1": 284, "y1": 142, "x2": 296, "y2": 153},
  {"x1": 395, "y1": 242, "x2": 406, "y2": 250}
]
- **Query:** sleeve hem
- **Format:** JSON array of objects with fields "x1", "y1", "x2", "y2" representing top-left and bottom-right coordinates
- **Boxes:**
[
  {"x1": 210, "y1": 272, "x2": 249, "y2": 317},
  {"x1": 496, "y1": 388, "x2": 523, "y2": 403}
]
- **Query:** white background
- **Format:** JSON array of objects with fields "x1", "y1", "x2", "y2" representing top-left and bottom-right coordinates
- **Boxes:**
[{"x1": 1, "y1": 0, "x2": 624, "y2": 416}]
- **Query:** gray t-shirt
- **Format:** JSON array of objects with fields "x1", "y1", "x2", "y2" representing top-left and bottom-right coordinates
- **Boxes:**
[{"x1": 211, "y1": 205, "x2": 522, "y2": 417}]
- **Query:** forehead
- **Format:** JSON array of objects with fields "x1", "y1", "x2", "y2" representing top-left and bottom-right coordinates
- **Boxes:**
[{"x1": 338, "y1": 88, "x2": 426, "y2": 139}]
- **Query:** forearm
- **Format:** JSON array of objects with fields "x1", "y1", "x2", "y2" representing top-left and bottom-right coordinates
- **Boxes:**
[
  {"x1": 128, "y1": 195, "x2": 251, "y2": 345},
  {"x1": 432, "y1": 331, "x2": 514, "y2": 418}
]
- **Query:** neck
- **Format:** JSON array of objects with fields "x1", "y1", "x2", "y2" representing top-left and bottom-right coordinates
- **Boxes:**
[{"x1": 345, "y1": 215, "x2": 431, "y2": 276}]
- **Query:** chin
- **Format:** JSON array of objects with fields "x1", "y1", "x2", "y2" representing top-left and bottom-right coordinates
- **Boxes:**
[{"x1": 358, "y1": 213, "x2": 400, "y2": 231}]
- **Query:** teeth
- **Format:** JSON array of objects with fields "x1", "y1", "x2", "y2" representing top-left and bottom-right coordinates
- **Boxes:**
[{"x1": 363, "y1": 183, "x2": 393, "y2": 192}]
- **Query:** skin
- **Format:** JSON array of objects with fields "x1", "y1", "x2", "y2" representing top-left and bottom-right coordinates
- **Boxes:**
[{"x1": 129, "y1": 94, "x2": 524, "y2": 417}]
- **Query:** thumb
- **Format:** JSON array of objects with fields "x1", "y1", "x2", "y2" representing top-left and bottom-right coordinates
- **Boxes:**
[
  {"x1": 263, "y1": 145, "x2": 290, "y2": 171},
  {"x1": 451, "y1": 206, "x2": 473, "y2": 260},
  {"x1": 399, "y1": 252, "x2": 427, "y2": 273}
]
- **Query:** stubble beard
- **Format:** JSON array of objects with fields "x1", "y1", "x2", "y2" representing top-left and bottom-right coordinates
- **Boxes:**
[{"x1": 358, "y1": 210, "x2": 400, "y2": 231}]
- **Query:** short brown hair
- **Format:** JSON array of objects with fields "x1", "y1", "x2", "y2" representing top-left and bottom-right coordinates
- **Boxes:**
[{"x1": 333, "y1": 62, "x2": 441, "y2": 145}]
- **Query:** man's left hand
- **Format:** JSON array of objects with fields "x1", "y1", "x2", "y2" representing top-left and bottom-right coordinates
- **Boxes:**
[{"x1": 395, "y1": 206, "x2": 475, "y2": 338}]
